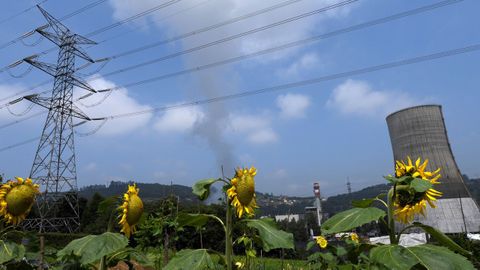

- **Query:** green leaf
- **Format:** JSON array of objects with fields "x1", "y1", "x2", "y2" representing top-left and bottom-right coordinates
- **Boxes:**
[
  {"x1": 370, "y1": 245, "x2": 418, "y2": 270},
  {"x1": 321, "y1": 207, "x2": 386, "y2": 234},
  {"x1": 177, "y1": 213, "x2": 210, "y2": 229},
  {"x1": 384, "y1": 175, "x2": 411, "y2": 184},
  {"x1": 319, "y1": 252, "x2": 336, "y2": 263},
  {"x1": 351, "y1": 198, "x2": 375, "y2": 208},
  {"x1": 192, "y1": 178, "x2": 222, "y2": 201},
  {"x1": 164, "y1": 249, "x2": 219, "y2": 270},
  {"x1": 410, "y1": 178, "x2": 432, "y2": 192},
  {"x1": 177, "y1": 213, "x2": 224, "y2": 231},
  {"x1": 411, "y1": 222, "x2": 471, "y2": 257},
  {"x1": 57, "y1": 232, "x2": 128, "y2": 265},
  {"x1": 306, "y1": 241, "x2": 315, "y2": 251},
  {"x1": 335, "y1": 246, "x2": 347, "y2": 257},
  {"x1": 406, "y1": 244, "x2": 475, "y2": 270},
  {"x1": 245, "y1": 218, "x2": 294, "y2": 251},
  {"x1": 0, "y1": 240, "x2": 25, "y2": 264},
  {"x1": 106, "y1": 247, "x2": 153, "y2": 267}
]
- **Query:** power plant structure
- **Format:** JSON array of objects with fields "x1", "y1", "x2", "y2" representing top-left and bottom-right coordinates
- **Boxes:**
[
  {"x1": 386, "y1": 105, "x2": 480, "y2": 233},
  {"x1": 305, "y1": 182, "x2": 323, "y2": 227}
]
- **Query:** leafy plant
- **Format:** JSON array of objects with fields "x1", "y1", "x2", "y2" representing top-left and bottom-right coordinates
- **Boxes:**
[
  {"x1": 167, "y1": 167, "x2": 294, "y2": 270},
  {"x1": 307, "y1": 157, "x2": 476, "y2": 270}
]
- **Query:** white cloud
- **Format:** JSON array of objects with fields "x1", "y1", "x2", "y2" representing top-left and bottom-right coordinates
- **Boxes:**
[
  {"x1": 276, "y1": 93, "x2": 311, "y2": 119},
  {"x1": 154, "y1": 105, "x2": 205, "y2": 133},
  {"x1": 326, "y1": 79, "x2": 417, "y2": 117},
  {"x1": 75, "y1": 75, "x2": 153, "y2": 136},
  {"x1": 227, "y1": 113, "x2": 278, "y2": 144},
  {"x1": 248, "y1": 128, "x2": 278, "y2": 144},
  {"x1": 107, "y1": 0, "x2": 356, "y2": 63},
  {"x1": 84, "y1": 162, "x2": 97, "y2": 172},
  {"x1": 278, "y1": 52, "x2": 320, "y2": 78}
]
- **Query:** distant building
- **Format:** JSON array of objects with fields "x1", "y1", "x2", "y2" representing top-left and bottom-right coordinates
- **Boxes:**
[{"x1": 275, "y1": 214, "x2": 301, "y2": 222}]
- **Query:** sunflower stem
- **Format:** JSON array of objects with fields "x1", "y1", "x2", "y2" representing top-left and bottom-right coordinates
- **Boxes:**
[
  {"x1": 387, "y1": 187, "x2": 398, "y2": 244},
  {"x1": 226, "y1": 196, "x2": 233, "y2": 270}
]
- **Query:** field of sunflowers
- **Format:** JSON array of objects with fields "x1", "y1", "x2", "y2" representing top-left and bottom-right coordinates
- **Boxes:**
[{"x1": 0, "y1": 159, "x2": 479, "y2": 269}]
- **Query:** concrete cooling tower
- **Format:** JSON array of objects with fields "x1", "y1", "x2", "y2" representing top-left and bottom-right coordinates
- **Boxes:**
[{"x1": 386, "y1": 105, "x2": 480, "y2": 233}]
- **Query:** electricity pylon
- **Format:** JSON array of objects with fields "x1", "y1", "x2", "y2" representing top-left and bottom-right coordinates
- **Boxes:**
[{"x1": 21, "y1": 6, "x2": 96, "y2": 233}]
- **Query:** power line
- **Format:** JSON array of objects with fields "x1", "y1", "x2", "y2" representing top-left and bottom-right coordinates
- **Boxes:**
[
  {"x1": 104, "y1": 0, "x2": 306, "y2": 60},
  {"x1": 0, "y1": 111, "x2": 47, "y2": 130},
  {"x1": 90, "y1": 43, "x2": 480, "y2": 121},
  {"x1": 0, "y1": 137, "x2": 40, "y2": 153},
  {"x1": 85, "y1": 0, "x2": 183, "y2": 38},
  {"x1": 0, "y1": 0, "x2": 107, "y2": 51},
  {"x1": 95, "y1": 0, "x2": 217, "y2": 45},
  {"x1": 0, "y1": 0, "x2": 183, "y2": 74},
  {"x1": 0, "y1": 0, "x2": 347, "y2": 102},
  {"x1": 0, "y1": 0, "x2": 466, "y2": 109},
  {"x1": 92, "y1": 0, "x2": 359, "y2": 80},
  {"x1": 80, "y1": 0, "x2": 464, "y2": 97},
  {"x1": 1, "y1": 43, "x2": 479, "y2": 151},
  {"x1": 0, "y1": 0, "x2": 49, "y2": 26}
]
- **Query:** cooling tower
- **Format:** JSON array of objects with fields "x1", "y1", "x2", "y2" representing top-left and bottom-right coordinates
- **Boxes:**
[{"x1": 386, "y1": 105, "x2": 480, "y2": 233}]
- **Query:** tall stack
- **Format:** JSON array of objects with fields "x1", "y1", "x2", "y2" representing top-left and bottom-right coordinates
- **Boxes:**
[{"x1": 386, "y1": 105, "x2": 480, "y2": 233}]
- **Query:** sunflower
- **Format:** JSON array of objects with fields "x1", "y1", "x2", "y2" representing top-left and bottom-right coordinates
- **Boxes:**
[
  {"x1": 393, "y1": 157, "x2": 443, "y2": 224},
  {"x1": 350, "y1": 233, "x2": 359, "y2": 243},
  {"x1": 0, "y1": 177, "x2": 40, "y2": 225},
  {"x1": 227, "y1": 167, "x2": 258, "y2": 218},
  {"x1": 315, "y1": 235, "x2": 328, "y2": 249},
  {"x1": 118, "y1": 184, "x2": 144, "y2": 238}
]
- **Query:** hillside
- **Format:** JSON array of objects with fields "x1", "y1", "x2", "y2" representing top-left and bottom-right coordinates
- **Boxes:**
[
  {"x1": 78, "y1": 178, "x2": 480, "y2": 216},
  {"x1": 79, "y1": 181, "x2": 200, "y2": 204}
]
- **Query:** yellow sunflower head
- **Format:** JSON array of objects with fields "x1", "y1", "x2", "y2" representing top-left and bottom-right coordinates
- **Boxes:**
[
  {"x1": 0, "y1": 177, "x2": 40, "y2": 225},
  {"x1": 227, "y1": 166, "x2": 258, "y2": 218},
  {"x1": 350, "y1": 233, "x2": 359, "y2": 243},
  {"x1": 118, "y1": 183, "x2": 144, "y2": 238},
  {"x1": 393, "y1": 157, "x2": 443, "y2": 224},
  {"x1": 315, "y1": 235, "x2": 328, "y2": 249}
]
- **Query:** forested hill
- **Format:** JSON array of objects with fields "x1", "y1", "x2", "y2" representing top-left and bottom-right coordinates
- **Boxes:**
[
  {"x1": 79, "y1": 181, "x2": 200, "y2": 203},
  {"x1": 78, "y1": 178, "x2": 480, "y2": 215}
]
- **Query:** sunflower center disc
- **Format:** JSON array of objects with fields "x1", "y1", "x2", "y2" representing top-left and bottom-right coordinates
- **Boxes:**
[
  {"x1": 5, "y1": 185, "x2": 35, "y2": 216},
  {"x1": 126, "y1": 195, "x2": 143, "y2": 225},
  {"x1": 236, "y1": 177, "x2": 254, "y2": 206}
]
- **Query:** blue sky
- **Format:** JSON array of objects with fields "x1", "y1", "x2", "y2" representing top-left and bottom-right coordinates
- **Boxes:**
[{"x1": 0, "y1": 0, "x2": 479, "y2": 197}]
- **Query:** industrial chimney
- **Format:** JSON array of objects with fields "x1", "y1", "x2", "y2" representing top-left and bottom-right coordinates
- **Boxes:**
[
  {"x1": 305, "y1": 182, "x2": 323, "y2": 227},
  {"x1": 386, "y1": 105, "x2": 480, "y2": 233}
]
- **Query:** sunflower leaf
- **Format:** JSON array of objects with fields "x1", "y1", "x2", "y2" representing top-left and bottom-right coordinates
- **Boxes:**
[
  {"x1": 351, "y1": 198, "x2": 375, "y2": 208},
  {"x1": 57, "y1": 232, "x2": 128, "y2": 265},
  {"x1": 384, "y1": 175, "x2": 411, "y2": 184},
  {"x1": 370, "y1": 245, "x2": 418, "y2": 270},
  {"x1": 306, "y1": 241, "x2": 316, "y2": 251},
  {"x1": 192, "y1": 178, "x2": 222, "y2": 201},
  {"x1": 0, "y1": 240, "x2": 25, "y2": 264},
  {"x1": 410, "y1": 178, "x2": 432, "y2": 192},
  {"x1": 245, "y1": 218, "x2": 294, "y2": 252},
  {"x1": 177, "y1": 213, "x2": 224, "y2": 230},
  {"x1": 321, "y1": 207, "x2": 386, "y2": 234},
  {"x1": 164, "y1": 249, "x2": 223, "y2": 270},
  {"x1": 406, "y1": 244, "x2": 475, "y2": 270},
  {"x1": 410, "y1": 222, "x2": 471, "y2": 257}
]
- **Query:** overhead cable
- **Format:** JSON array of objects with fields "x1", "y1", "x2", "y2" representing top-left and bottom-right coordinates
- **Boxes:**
[{"x1": 90, "y1": 43, "x2": 480, "y2": 121}]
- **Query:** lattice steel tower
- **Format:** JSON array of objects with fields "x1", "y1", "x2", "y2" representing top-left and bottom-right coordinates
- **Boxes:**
[{"x1": 22, "y1": 6, "x2": 96, "y2": 232}]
